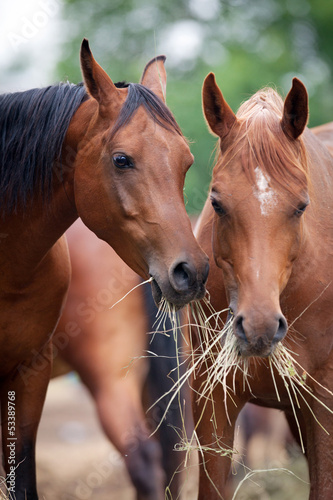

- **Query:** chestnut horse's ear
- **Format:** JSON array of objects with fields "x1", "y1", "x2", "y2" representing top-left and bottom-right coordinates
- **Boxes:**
[
  {"x1": 140, "y1": 56, "x2": 167, "y2": 102},
  {"x1": 281, "y1": 78, "x2": 308, "y2": 140},
  {"x1": 80, "y1": 39, "x2": 119, "y2": 107},
  {"x1": 202, "y1": 73, "x2": 236, "y2": 139}
]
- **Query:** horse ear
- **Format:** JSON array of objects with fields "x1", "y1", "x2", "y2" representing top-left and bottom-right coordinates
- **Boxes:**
[
  {"x1": 281, "y1": 78, "x2": 308, "y2": 140},
  {"x1": 80, "y1": 39, "x2": 119, "y2": 107},
  {"x1": 140, "y1": 56, "x2": 167, "y2": 102},
  {"x1": 202, "y1": 73, "x2": 236, "y2": 139}
]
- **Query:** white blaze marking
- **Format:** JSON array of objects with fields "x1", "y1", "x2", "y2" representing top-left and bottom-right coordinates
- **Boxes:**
[{"x1": 253, "y1": 166, "x2": 277, "y2": 216}]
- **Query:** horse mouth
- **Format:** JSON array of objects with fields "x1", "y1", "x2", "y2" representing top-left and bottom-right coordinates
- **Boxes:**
[
  {"x1": 150, "y1": 276, "x2": 206, "y2": 309},
  {"x1": 150, "y1": 278, "x2": 163, "y2": 306},
  {"x1": 236, "y1": 339, "x2": 276, "y2": 359}
]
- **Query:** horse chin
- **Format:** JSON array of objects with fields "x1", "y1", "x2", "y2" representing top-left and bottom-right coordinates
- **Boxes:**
[
  {"x1": 151, "y1": 279, "x2": 163, "y2": 307},
  {"x1": 237, "y1": 340, "x2": 276, "y2": 359},
  {"x1": 150, "y1": 277, "x2": 205, "y2": 310},
  {"x1": 150, "y1": 279, "x2": 185, "y2": 310}
]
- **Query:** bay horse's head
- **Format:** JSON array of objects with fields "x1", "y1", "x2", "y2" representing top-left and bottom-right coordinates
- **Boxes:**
[
  {"x1": 203, "y1": 74, "x2": 309, "y2": 357},
  {"x1": 68, "y1": 40, "x2": 208, "y2": 308}
]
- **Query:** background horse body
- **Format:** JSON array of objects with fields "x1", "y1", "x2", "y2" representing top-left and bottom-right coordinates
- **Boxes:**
[
  {"x1": 192, "y1": 76, "x2": 333, "y2": 499},
  {"x1": 0, "y1": 40, "x2": 208, "y2": 499},
  {"x1": 311, "y1": 121, "x2": 333, "y2": 156},
  {"x1": 53, "y1": 219, "x2": 187, "y2": 500}
]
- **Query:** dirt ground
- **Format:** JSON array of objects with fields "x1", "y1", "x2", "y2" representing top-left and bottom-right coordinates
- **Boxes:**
[
  {"x1": 36, "y1": 374, "x2": 198, "y2": 500},
  {"x1": 37, "y1": 374, "x2": 148, "y2": 500},
  {"x1": 34, "y1": 375, "x2": 310, "y2": 500}
]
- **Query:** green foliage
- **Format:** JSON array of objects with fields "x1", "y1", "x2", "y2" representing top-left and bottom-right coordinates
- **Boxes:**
[{"x1": 56, "y1": 0, "x2": 333, "y2": 213}]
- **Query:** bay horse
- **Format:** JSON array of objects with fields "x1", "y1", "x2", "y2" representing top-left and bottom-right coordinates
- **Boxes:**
[
  {"x1": 192, "y1": 75, "x2": 333, "y2": 499},
  {"x1": 52, "y1": 219, "x2": 190, "y2": 500},
  {"x1": 0, "y1": 40, "x2": 208, "y2": 499}
]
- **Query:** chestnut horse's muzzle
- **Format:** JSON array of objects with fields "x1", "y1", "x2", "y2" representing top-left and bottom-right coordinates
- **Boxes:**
[{"x1": 233, "y1": 309, "x2": 288, "y2": 358}]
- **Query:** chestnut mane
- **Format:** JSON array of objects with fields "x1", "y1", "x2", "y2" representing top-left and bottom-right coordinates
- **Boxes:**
[{"x1": 223, "y1": 88, "x2": 309, "y2": 194}]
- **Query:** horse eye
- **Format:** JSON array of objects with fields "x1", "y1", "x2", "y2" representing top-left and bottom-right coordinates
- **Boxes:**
[
  {"x1": 113, "y1": 154, "x2": 133, "y2": 169},
  {"x1": 294, "y1": 203, "x2": 308, "y2": 217},
  {"x1": 211, "y1": 198, "x2": 226, "y2": 216}
]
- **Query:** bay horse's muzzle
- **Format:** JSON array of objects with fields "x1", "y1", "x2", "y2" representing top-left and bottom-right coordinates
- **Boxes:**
[
  {"x1": 151, "y1": 256, "x2": 209, "y2": 308},
  {"x1": 233, "y1": 310, "x2": 288, "y2": 357},
  {"x1": 169, "y1": 259, "x2": 209, "y2": 293}
]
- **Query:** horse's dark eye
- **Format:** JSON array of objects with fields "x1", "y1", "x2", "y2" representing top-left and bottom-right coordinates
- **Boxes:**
[
  {"x1": 294, "y1": 203, "x2": 308, "y2": 217},
  {"x1": 211, "y1": 198, "x2": 226, "y2": 216},
  {"x1": 113, "y1": 154, "x2": 133, "y2": 169}
]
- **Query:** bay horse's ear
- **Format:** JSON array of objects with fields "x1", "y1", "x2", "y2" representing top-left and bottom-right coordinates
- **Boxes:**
[
  {"x1": 202, "y1": 73, "x2": 236, "y2": 139},
  {"x1": 281, "y1": 78, "x2": 308, "y2": 140},
  {"x1": 80, "y1": 39, "x2": 120, "y2": 107},
  {"x1": 140, "y1": 56, "x2": 167, "y2": 103}
]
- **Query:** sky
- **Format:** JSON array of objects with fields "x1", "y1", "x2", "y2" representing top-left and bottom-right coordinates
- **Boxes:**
[{"x1": 0, "y1": 0, "x2": 63, "y2": 91}]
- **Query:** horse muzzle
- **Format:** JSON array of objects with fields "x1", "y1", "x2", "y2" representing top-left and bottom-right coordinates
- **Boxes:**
[
  {"x1": 150, "y1": 256, "x2": 209, "y2": 308},
  {"x1": 232, "y1": 308, "x2": 288, "y2": 358}
]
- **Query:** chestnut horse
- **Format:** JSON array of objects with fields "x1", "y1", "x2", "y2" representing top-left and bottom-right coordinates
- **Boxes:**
[
  {"x1": 0, "y1": 40, "x2": 208, "y2": 499},
  {"x1": 192, "y1": 75, "x2": 333, "y2": 499},
  {"x1": 53, "y1": 219, "x2": 188, "y2": 500}
]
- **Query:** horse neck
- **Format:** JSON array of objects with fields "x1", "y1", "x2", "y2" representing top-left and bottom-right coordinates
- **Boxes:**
[
  {"x1": 0, "y1": 183, "x2": 77, "y2": 287},
  {"x1": 287, "y1": 129, "x2": 333, "y2": 294},
  {"x1": 305, "y1": 128, "x2": 333, "y2": 216},
  {"x1": 0, "y1": 99, "x2": 98, "y2": 284}
]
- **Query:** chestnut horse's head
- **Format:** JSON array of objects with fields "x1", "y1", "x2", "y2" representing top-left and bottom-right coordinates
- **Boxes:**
[
  {"x1": 203, "y1": 74, "x2": 309, "y2": 357},
  {"x1": 68, "y1": 40, "x2": 208, "y2": 308}
]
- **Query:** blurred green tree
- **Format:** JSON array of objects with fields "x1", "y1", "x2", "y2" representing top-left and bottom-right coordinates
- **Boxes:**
[{"x1": 56, "y1": 0, "x2": 333, "y2": 213}]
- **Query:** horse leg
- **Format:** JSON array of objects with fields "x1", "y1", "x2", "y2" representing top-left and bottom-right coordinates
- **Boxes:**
[
  {"x1": 192, "y1": 379, "x2": 245, "y2": 500},
  {"x1": 144, "y1": 296, "x2": 191, "y2": 499},
  {"x1": 89, "y1": 375, "x2": 165, "y2": 500},
  {"x1": 284, "y1": 408, "x2": 307, "y2": 453},
  {"x1": 1, "y1": 342, "x2": 52, "y2": 500},
  {"x1": 305, "y1": 395, "x2": 333, "y2": 499},
  {"x1": 65, "y1": 305, "x2": 165, "y2": 500}
]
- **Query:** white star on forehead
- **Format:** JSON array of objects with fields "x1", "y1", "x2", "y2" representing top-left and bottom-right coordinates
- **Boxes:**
[{"x1": 253, "y1": 166, "x2": 277, "y2": 216}]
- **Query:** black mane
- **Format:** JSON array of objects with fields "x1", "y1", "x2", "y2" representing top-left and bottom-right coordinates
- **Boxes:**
[
  {"x1": 0, "y1": 82, "x2": 87, "y2": 214},
  {"x1": 110, "y1": 82, "x2": 182, "y2": 139},
  {"x1": 0, "y1": 79, "x2": 181, "y2": 215}
]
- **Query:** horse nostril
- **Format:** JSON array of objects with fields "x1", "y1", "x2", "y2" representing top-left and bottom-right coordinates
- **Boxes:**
[
  {"x1": 234, "y1": 315, "x2": 247, "y2": 343},
  {"x1": 171, "y1": 261, "x2": 195, "y2": 292},
  {"x1": 274, "y1": 315, "x2": 288, "y2": 343}
]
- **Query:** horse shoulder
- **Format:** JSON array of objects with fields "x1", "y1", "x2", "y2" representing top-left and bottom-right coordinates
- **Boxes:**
[
  {"x1": 0, "y1": 235, "x2": 71, "y2": 373},
  {"x1": 43, "y1": 234, "x2": 71, "y2": 298}
]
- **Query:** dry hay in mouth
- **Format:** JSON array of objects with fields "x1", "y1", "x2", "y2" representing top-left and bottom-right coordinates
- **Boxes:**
[{"x1": 149, "y1": 298, "x2": 253, "y2": 428}]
